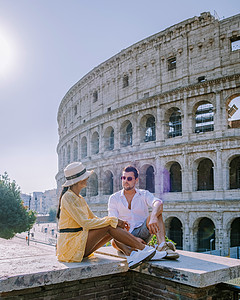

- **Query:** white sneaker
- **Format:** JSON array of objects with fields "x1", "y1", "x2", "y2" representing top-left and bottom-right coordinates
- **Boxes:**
[
  {"x1": 151, "y1": 250, "x2": 167, "y2": 260},
  {"x1": 127, "y1": 246, "x2": 156, "y2": 269}
]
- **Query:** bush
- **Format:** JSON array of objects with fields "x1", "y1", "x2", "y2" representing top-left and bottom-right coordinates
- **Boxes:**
[
  {"x1": 0, "y1": 173, "x2": 36, "y2": 239},
  {"x1": 148, "y1": 235, "x2": 176, "y2": 246}
]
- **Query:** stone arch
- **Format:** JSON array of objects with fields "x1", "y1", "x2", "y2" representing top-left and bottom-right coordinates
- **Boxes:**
[
  {"x1": 88, "y1": 172, "x2": 98, "y2": 196},
  {"x1": 139, "y1": 114, "x2": 156, "y2": 143},
  {"x1": 224, "y1": 214, "x2": 240, "y2": 248},
  {"x1": 169, "y1": 217, "x2": 183, "y2": 250},
  {"x1": 91, "y1": 131, "x2": 99, "y2": 155},
  {"x1": 165, "y1": 160, "x2": 182, "y2": 193},
  {"x1": 230, "y1": 217, "x2": 240, "y2": 247},
  {"x1": 165, "y1": 215, "x2": 184, "y2": 249},
  {"x1": 197, "y1": 158, "x2": 214, "y2": 191},
  {"x1": 103, "y1": 170, "x2": 114, "y2": 195},
  {"x1": 117, "y1": 167, "x2": 124, "y2": 191},
  {"x1": 229, "y1": 155, "x2": 240, "y2": 189},
  {"x1": 193, "y1": 217, "x2": 216, "y2": 252},
  {"x1": 73, "y1": 140, "x2": 78, "y2": 161},
  {"x1": 194, "y1": 101, "x2": 214, "y2": 133},
  {"x1": 120, "y1": 120, "x2": 132, "y2": 147},
  {"x1": 139, "y1": 164, "x2": 155, "y2": 193},
  {"x1": 169, "y1": 162, "x2": 182, "y2": 192},
  {"x1": 104, "y1": 126, "x2": 114, "y2": 151},
  {"x1": 165, "y1": 107, "x2": 182, "y2": 138},
  {"x1": 81, "y1": 136, "x2": 87, "y2": 159}
]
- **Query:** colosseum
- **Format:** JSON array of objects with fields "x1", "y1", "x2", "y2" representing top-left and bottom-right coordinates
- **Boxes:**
[{"x1": 56, "y1": 12, "x2": 240, "y2": 253}]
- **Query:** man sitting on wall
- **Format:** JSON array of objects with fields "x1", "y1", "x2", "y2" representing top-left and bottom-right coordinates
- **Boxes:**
[{"x1": 108, "y1": 165, "x2": 179, "y2": 259}]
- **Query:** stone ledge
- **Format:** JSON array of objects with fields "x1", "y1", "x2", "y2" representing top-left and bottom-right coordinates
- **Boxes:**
[
  {"x1": 0, "y1": 238, "x2": 127, "y2": 293},
  {"x1": 96, "y1": 246, "x2": 240, "y2": 288},
  {"x1": 1, "y1": 237, "x2": 240, "y2": 294}
]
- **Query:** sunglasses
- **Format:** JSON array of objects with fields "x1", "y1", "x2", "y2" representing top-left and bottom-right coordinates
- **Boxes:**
[{"x1": 121, "y1": 176, "x2": 133, "y2": 181}]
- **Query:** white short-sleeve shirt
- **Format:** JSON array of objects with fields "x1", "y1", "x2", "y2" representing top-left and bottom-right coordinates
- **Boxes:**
[{"x1": 108, "y1": 189, "x2": 162, "y2": 233}]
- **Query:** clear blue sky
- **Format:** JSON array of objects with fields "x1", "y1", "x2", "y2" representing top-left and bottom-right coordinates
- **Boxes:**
[{"x1": 0, "y1": 1, "x2": 239, "y2": 194}]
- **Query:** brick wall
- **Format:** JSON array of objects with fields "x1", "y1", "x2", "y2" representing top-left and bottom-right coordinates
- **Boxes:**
[
  {"x1": 131, "y1": 272, "x2": 235, "y2": 300},
  {"x1": 0, "y1": 273, "x2": 131, "y2": 300},
  {"x1": 0, "y1": 272, "x2": 236, "y2": 300}
]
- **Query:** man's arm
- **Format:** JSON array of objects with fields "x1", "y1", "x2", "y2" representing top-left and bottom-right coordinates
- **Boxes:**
[{"x1": 148, "y1": 200, "x2": 163, "y2": 235}]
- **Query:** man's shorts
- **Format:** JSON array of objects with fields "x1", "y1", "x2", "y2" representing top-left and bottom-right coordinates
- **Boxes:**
[{"x1": 131, "y1": 218, "x2": 152, "y2": 243}]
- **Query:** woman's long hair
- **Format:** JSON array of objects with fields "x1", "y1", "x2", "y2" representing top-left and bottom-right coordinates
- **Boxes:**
[{"x1": 56, "y1": 186, "x2": 69, "y2": 219}]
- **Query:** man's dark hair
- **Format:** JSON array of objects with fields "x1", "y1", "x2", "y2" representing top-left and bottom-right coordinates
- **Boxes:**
[{"x1": 123, "y1": 165, "x2": 139, "y2": 179}]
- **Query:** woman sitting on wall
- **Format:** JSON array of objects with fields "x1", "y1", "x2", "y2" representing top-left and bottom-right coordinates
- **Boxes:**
[{"x1": 56, "y1": 162, "x2": 156, "y2": 269}]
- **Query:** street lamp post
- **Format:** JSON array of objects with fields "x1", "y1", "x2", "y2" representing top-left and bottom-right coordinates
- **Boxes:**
[
  {"x1": 27, "y1": 194, "x2": 31, "y2": 246},
  {"x1": 210, "y1": 238, "x2": 214, "y2": 252}
]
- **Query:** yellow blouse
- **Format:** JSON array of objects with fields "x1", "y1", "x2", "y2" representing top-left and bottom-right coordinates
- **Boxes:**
[{"x1": 56, "y1": 189, "x2": 118, "y2": 262}]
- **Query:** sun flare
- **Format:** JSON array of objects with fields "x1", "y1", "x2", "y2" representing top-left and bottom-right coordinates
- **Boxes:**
[{"x1": 0, "y1": 31, "x2": 15, "y2": 77}]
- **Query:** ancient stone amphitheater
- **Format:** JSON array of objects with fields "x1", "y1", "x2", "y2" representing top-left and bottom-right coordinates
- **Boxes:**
[{"x1": 56, "y1": 12, "x2": 240, "y2": 252}]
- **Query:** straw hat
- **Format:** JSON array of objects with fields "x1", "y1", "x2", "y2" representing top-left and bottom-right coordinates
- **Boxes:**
[{"x1": 62, "y1": 162, "x2": 93, "y2": 187}]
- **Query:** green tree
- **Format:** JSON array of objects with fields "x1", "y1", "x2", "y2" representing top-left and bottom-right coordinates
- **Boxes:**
[
  {"x1": 48, "y1": 208, "x2": 57, "y2": 222},
  {"x1": 0, "y1": 173, "x2": 36, "y2": 239}
]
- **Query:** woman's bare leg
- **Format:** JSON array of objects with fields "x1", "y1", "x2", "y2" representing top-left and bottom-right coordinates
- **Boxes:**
[
  {"x1": 84, "y1": 234, "x2": 112, "y2": 257},
  {"x1": 84, "y1": 226, "x2": 145, "y2": 257},
  {"x1": 112, "y1": 239, "x2": 132, "y2": 255}
]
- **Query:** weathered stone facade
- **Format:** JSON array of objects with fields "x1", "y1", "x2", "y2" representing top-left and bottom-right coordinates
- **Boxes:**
[{"x1": 56, "y1": 12, "x2": 240, "y2": 253}]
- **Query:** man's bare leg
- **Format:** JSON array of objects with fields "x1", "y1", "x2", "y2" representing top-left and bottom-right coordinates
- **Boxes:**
[
  {"x1": 146, "y1": 213, "x2": 166, "y2": 245},
  {"x1": 146, "y1": 213, "x2": 179, "y2": 259}
]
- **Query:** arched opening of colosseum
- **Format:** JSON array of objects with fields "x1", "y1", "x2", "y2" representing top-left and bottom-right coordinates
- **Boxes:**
[
  {"x1": 88, "y1": 172, "x2": 98, "y2": 196},
  {"x1": 67, "y1": 145, "x2": 71, "y2": 164},
  {"x1": 73, "y1": 141, "x2": 78, "y2": 161},
  {"x1": 103, "y1": 170, "x2": 114, "y2": 195},
  {"x1": 91, "y1": 132, "x2": 99, "y2": 155},
  {"x1": 139, "y1": 164, "x2": 155, "y2": 193},
  {"x1": 104, "y1": 126, "x2": 114, "y2": 151},
  {"x1": 229, "y1": 155, "x2": 240, "y2": 189},
  {"x1": 140, "y1": 115, "x2": 156, "y2": 142},
  {"x1": 169, "y1": 217, "x2": 183, "y2": 250},
  {"x1": 230, "y1": 218, "x2": 240, "y2": 247},
  {"x1": 166, "y1": 108, "x2": 182, "y2": 138},
  {"x1": 195, "y1": 102, "x2": 214, "y2": 133},
  {"x1": 81, "y1": 136, "x2": 87, "y2": 159},
  {"x1": 120, "y1": 120, "x2": 132, "y2": 147},
  {"x1": 169, "y1": 162, "x2": 182, "y2": 192},
  {"x1": 197, "y1": 158, "x2": 214, "y2": 191},
  {"x1": 197, "y1": 217, "x2": 215, "y2": 252},
  {"x1": 227, "y1": 95, "x2": 240, "y2": 129}
]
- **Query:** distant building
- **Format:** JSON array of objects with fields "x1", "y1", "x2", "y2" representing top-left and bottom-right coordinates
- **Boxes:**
[
  {"x1": 20, "y1": 193, "x2": 31, "y2": 208},
  {"x1": 21, "y1": 189, "x2": 57, "y2": 214},
  {"x1": 56, "y1": 12, "x2": 240, "y2": 253}
]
